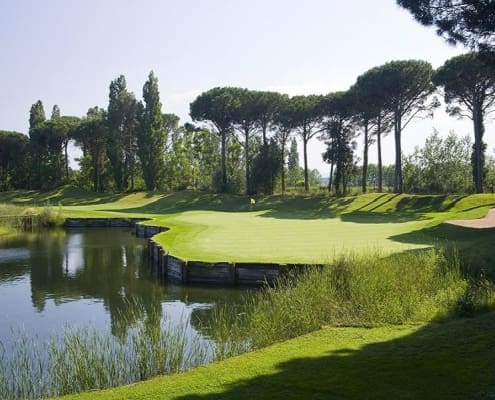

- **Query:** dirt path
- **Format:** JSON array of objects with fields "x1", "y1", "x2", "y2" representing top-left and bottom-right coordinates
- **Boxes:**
[{"x1": 446, "y1": 208, "x2": 495, "y2": 229}]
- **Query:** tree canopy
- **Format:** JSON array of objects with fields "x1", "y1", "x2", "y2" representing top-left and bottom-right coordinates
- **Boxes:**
[
  {"x1": 376, "y1": 60, "x2": 435, "y2": 193},
  {"x1": 138, "y1": 71, "x2": 166, "y2": 191},
  {"x1": 190, "y1": 87, "x2": 240, "y2": 192},
  {"x1": 433, "y1": 52, "x2": 495, "y2": 192},
  {"x1": 397, "y1": 0, "x2": 495, "y2": 51}
]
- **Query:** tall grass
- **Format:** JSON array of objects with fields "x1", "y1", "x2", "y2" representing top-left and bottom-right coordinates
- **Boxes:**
[
  {"x1": 0, "y1": 203, "x2": 64, "y2": 235},
  {"x1": 1, "y1": 249, "x2": 494, "y2": 399},
  {"x1": 0, "y1": 302, "x2": 212, "y2": 400},
  {"x1": 208, "y1": 248, "x2": 495, "y2": 355}
]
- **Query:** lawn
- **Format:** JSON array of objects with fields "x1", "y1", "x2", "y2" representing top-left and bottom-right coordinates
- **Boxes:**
[
  {"x1": 2, "y1": 187, "x2": 495, "y2": 264},
  {"x1": 55, "y1": 312, "x2": 495, "y2": 400}
]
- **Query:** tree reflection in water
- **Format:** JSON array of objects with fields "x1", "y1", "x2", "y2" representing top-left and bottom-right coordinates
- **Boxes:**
[{"x1": 0, "y1": 228, "x2": 248, "y2": 342}]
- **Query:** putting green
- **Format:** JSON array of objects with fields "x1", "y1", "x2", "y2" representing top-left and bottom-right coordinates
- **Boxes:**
[
  {"x1": 151, "y1": 210, "x2": 432, "y2": 263},
  {"x1": 6, "y1": 188, "x2": 495, "y2": 264}
]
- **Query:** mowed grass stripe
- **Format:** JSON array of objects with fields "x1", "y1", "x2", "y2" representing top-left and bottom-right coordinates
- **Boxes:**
[
  {"x1": 3, "y1": 188, "x2": 495, "y2": 262},
  {"x1": 151, "y1": 210, "x2": 430, "y2": 263}
]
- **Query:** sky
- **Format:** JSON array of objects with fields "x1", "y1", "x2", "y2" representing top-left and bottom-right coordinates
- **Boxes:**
[{"x1": 0, "y1": 0, "x2": 493, "y2": 175}]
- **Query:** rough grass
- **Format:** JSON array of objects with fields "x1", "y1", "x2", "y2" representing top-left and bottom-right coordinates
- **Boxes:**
[
  {"x1": 207, "y1": 249, "x2": 495, "y2": 355},
  {"x1": 41, "y1": 249, "x2": 495, "y2": 399},
  {"x1": 54, "y1": 313, "x2": 495, "y2": 400}
]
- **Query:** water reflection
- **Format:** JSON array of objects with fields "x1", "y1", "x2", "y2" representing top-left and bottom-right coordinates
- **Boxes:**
[{"x1": 0, "y1": 228, "x2": 246, "y2": 343}]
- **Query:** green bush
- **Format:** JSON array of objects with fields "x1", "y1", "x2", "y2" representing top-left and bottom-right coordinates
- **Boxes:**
[{"x1": 38, "y1": 205, "x2": 64, "y2": 227}]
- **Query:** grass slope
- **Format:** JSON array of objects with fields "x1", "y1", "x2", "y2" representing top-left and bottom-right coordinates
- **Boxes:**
[
  {"x1": 56, "y1": 313, "x2": 495, "y2": 400},
  {"x1": 2, "y1": 187, "x2": 495, "y2": 264}
]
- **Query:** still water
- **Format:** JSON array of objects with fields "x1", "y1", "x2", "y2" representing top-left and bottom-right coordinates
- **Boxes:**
[{"x1": 0, "y1": 228, "x2": 245, "y2": 345}]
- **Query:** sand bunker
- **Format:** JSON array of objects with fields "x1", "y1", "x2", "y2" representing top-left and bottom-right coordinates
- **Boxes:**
[{"x1": 446, "y1": 208, "x2": 495, "y2": 229}]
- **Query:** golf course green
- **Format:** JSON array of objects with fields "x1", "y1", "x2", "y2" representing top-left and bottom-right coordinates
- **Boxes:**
[
  {"x1": 2, "y1": 187, "x2": 495, "y2": 400},
  {"x1": 5, "y1": 186, "x2": 491, "y2": 264}
]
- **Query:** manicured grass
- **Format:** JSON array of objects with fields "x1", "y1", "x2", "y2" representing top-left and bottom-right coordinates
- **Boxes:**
[
  {"x1": 67, "y1": 191, "x2": 495, "y2": 263},
  {"x1": 55, "y1": 313, "x2": 495, "y2": 400},
  {"x1": 2, "y1": 188, "x2": 495, "y2": 264}
]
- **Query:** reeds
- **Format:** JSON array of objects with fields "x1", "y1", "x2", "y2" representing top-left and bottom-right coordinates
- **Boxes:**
[
  {"x1": 1, "y1": 248, "x2": 494, "y2": 399},
  {"x1": 0, "y1": 303, "x2": 213, "y2": 399},
  {"x1": 207, "y1": 248, "x2": 495, "y2": 354},
  {"x1": 0, "y1": 204, "x2": 64, "y2": 234}
]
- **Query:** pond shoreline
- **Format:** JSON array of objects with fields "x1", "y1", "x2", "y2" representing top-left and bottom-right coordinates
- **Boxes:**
[{"x1": 64, "y1": 218, "x2": 312, "y2": 287}]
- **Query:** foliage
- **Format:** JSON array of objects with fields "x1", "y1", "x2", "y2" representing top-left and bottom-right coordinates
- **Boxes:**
[
  {"x1": 106, "y1": 75, "x2": 140, "y2": 192},
  {"x1": 321, "y1": 91, "x2": 358, "y2": 195},
  {"x1": 210, "y1": 249, "x2": 486, "y2": 353},
  {"x1": 397, "y1": 0, "x2": 495, "y2": 51},
  {"x1": 286, "y1": 137, "x2": 300, "y2": 188},
  {"x1": 0, "y1": 131, "x2": 29, "y2": 190},
  {"x1": 29, "y1": 116, "x2": 81, "y2": 189},
  {"x1": 357, "y1": 163, "x2": 395, "y2": 191},
  {"x1": 433, "y1": 52, "x2": 495, "y2": 193},
  {"x1": 138, "y1": 71, "x2": 166, "y2": 191},
  {"x1": 190, "y1": 87, "x2": 239, "y2": 193},
  {"x1": 485, "y1": 154, "x2": 495, "y2": 192},
  {"x1": 250, "y1": 139, "x2": 283, "y2": 195},
  {"x1": 38, "y1": 205, "x2": 65, "y2": 227},
  {"x1": 51, "y1": 104, "x2": 61, "y2": 119},
  {"x1": 403, "y1": 130, "x2": 473, "y2": 193},
  {"x1": 29, "y1": 100, "x2": 46, "y2": 132},
  {"x1": 287, "y1": 95, "x2": 324, "y2": 192},
  {"x1": 378, "y1": 60, "x2": 436, "y2": 193},
  {"x1": 73, "y1": 108, "x2": 110, "y2": 192},
  {"x1": 54, "y1": 313, "x2": 495, "y2": 400}
]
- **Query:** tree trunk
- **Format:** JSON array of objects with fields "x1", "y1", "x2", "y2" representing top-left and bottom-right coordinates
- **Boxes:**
[
  {"x1": 262, "y1": 121, "x2": 268, "y2": 147},
  {"x1": 394, "y1": 112, "x2": 403, "y2": 194},
  {"x1": 244, "y1": 129, "x2": 250, "y2": 195},
  {"x1": 328, "y1": 162, "x2": 334, "y2": 193},
  {"x1": 281, "y1": 143, "x2": 286, "y2": 194},
  {"x1": 377, "y1": 115, "x2": 383, "y2": 193},
  {"x1": 221, "y1": 130, "x2": 227, "y2": 192},
  {"x1": 362, "y1": 121, "x2": 369, "y2": 193},
  {"x1": 335, "y1": 130, "x2": 342, "y2": 196},
  {"x1": 303, "y1": 134, "x2": 309, "y2": 192},
  {"x1": 473, "y1": 102, "x2": 485, "y2": 193},
  {"x1": 64, "y1": 139, "x2": 69, "y2": 179}
]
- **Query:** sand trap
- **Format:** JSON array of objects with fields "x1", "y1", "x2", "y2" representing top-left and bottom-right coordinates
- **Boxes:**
[{"x1": 446, "y1": 208, "x2": 495, "y2": 229}]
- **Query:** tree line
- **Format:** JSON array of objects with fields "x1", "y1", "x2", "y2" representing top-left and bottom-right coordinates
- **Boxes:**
[{"x1": 1, "y1": 51, "x2": 495, "y2": 195}]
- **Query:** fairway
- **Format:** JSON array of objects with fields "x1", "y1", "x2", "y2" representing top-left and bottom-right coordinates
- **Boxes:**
[
  {"x1": 151, "y1": 210, "x2": 431, "y2": 263},
  {"x1": 4, "y1": 188, "x2": 495, "y2": 264}
]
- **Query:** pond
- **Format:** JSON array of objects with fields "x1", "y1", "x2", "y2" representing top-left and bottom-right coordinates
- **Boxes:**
[{"x1": 0, "y1": 227, "x2": 246, "y2": 360}]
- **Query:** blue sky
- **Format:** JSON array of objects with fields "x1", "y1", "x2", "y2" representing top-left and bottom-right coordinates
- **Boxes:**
[{"x1": 0, "y1": 0, "x2": 491, "y2": 174}]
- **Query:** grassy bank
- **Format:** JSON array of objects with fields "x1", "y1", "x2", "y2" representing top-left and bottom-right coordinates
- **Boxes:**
[
  {"x1": 49, "y1": 249, "x2": 494, "y2": 399},
  {"x1": 55, "y1": 313, "x2": 495, "y2": 400},
  {"x1": 0, "y1": 203, "x2": 64, "y2": 236},
  {"x1": 208, "y1": 249, "x2": 495, "y2": 356},
  {"x1": 2, "y1": 248, "x2": 493, "y2": 399}
]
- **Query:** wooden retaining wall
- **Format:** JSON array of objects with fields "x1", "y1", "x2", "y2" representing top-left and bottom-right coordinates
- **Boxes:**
[
  {"x1": 64, "y1": 218, "x2": 147, "y2": 228},
  {"x1": 144, "y1": 231, "x2": 309, "y2": 287}
]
